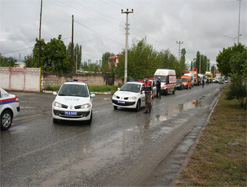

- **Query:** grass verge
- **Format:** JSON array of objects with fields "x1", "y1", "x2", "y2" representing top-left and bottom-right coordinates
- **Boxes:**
[{"x1": 177, "y1": 85, "x2": 247, "y2": 186}]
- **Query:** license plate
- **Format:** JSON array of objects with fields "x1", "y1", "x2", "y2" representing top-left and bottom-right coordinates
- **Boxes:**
[
  {"x1": 118, "y1": 101, "x2": 125, "y2": 104},
  {"x1": 64, "y1": 111, "x2": 77, "y2": 115}
]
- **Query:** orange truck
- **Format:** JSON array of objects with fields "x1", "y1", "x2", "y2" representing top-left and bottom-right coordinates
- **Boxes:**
[{"x1": 181, "y1": 75, "x2": 192, "y2": 89}]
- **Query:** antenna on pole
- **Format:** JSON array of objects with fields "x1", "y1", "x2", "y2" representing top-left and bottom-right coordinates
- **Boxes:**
[
  {"x1": 176, "y1": 41, "x2": 183, "y2": 61},
  {"x1": 121, "y1": 9, "x2": 134, "y2": 83}
]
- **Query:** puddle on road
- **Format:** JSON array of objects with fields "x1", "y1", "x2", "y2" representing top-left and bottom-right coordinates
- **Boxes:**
[{"x1": 155, "y1": 98, "x2": 203, "y2": 122}]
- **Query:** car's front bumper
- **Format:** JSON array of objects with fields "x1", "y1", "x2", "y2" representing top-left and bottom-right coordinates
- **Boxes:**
[
  {"x1": 52, "y1": 108, "x2": 91, "y2": 121},
  {"x1": 112, "y1": 99, "x2": 137, "y2": 108}
]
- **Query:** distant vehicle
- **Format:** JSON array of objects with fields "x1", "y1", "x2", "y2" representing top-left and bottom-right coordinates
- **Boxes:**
[
  {"x1": 212, "y1": 78, "x2": 216, "y2": 83},
  {"x1": 225, "y1": 79, "x2": 229, "y2": 83},
  {"x1": 0, "y1": 88, "x2": 20, "y2": 131},
  {"x1": 205, "y1": 71, "x2": 213, "y2": 83},
  {"x1": 219, "y1": 79, "x2": 224, "y2": 84},
  {"x1": 176, "y1": 79, "x2": 184, "y2": 90},
  {"x1": 154, "y1": 68, "x2": 176, "y2": 95},
  {"x1": 190, "y1": 68, "x2": 200, "y2": 86},
  {"x1": 52, "y1": 80, "x2": 95, "y2": 124},
  {"x1": 181, "y1": 75, "x2": 192, "y2": 89},
  {"x1": 184, "y1": 73, "x2": 194, "y2": 87},
  {"x1": 112, "y1": 81, "x2": 145, "y2": 112}
]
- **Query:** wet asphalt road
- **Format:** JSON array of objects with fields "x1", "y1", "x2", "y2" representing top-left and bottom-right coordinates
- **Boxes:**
[{"x1": 1, "y1": 83, "x2": 224, "y2": 186}]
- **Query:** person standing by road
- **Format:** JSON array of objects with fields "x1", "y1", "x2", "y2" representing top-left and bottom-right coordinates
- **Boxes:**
[
  {"x1": 140, "y1": 76, "x2": 153, "y2": 114},
  {"x1": 202, "y1": 79, "x2": 205, "y2": 88},
  {"x1": 156, "y1": 77, "x2": 161, "y2": 99}
]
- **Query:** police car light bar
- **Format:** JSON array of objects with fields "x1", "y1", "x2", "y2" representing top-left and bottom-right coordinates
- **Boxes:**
[{"x1": 65, "y1": 78, "x2": 87, "y2": 82}]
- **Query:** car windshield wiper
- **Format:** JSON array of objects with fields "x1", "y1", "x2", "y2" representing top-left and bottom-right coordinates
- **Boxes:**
[{"x1": 58, "y1": 94, "x2": 65, "y2": 96}]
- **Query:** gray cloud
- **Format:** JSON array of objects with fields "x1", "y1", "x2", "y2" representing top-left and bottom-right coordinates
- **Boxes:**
[{"x1": 1, "y1": 0, "x2": 246, "y2": 67}]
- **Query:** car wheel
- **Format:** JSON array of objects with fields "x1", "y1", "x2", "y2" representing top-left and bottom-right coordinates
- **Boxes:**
[
  {"x1": 53, "y1": 118, "x2": 59, "y2": 123},
  {"x1": 136, "y1": 100, "x2": 141, "y2": 112},
  {"x1": 114, "y1": 106, "x2": 118, "y2": 110},
  {"x1": 87, "y1": 112, "x2": 93, "y2": 125},
  {"x1": 1, "y1": 110, "x2": 13, "y2": 131},
  {"x1": 172, "y1": 89, "x2": 175, "y2": 95}
]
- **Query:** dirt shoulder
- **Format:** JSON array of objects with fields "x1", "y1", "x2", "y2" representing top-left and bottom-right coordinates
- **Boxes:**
[{"x1": 173, "y1": 85, "x2": 247, "y2": 186}]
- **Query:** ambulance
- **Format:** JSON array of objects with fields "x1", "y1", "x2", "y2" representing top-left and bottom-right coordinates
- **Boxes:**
[{"x1": 154, "y1": 68, "x2": 176, "y2": 95}]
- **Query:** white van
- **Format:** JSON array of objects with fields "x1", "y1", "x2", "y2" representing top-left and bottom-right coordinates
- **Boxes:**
[{"x1": 154, "y1": 69, "x2": 176, "y2": 95}]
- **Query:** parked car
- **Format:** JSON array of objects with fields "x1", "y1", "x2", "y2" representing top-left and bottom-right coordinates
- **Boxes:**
[
  {"x1": 52, "y1": 80, "x2": 95, "y2": 124},
  {"x1": 112, "y1": 81, "x2": 145, "y2": 111},
  {"x1": 176, "y1": 79, "x2": 184, "y2": 90},
  {"x1": 0, "y1": 88, "x2": 20, "y2": 130}
]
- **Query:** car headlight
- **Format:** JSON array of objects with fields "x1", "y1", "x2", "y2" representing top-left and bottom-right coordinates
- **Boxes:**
[
  {"x1": 80, "y1": 103, "x2": 91, "y2": 109},
  {"x1": 129, "y1": 96, "x2": 137, "y2": 100},
  {"x1": 112, "y1": 94, "x2": 117, "y2": 99},
  {"x1": 54, "y1": 101, "x2": 62, "y2": 108}
]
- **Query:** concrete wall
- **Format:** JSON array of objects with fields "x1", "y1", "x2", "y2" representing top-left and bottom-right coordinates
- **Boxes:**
[
  {"x1": 0, "y1": 67, "x2": 123, "y2": 92},
  {"x1": 0, "y1": 67, "x2": 40, "y2": 92},
  {"x1": 42, "y1": 72, "x2": 123, "y2": 89}
]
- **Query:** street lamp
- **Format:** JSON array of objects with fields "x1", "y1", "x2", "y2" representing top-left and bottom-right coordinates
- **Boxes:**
[{"x1": 224, "y1": 34, "x2": 242, "y2": 45}]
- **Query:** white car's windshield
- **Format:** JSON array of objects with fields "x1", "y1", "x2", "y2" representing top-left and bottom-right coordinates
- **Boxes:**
[
  {"x1": 120, "y1": 83, "x2": 141, "y2": 93},
  {"x1": 58, "y1": 84, "x2": 89, "y2": 97}
]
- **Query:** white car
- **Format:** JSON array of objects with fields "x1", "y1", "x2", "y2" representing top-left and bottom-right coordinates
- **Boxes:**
[
  {"x1": 0, "y1": 88, "x2": 20, "y2": 131},
  {"x1": 112, "y1": 82, "x2": 145, "y2": 111},
  {"x1": 52, "y1": 81, "x2": 95, "y2": 124}
]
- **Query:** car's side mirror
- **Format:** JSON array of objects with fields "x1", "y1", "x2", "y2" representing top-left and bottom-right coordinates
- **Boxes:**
[
  {"x1": 90, "y1": 94, "x2": 96, "y2": 98},
  {"x1": 118, "y1": 88, "x2": 120, "y2": 91},
  {"x1": 53, "y1": 92, "x2": 58, "y2": 96}
]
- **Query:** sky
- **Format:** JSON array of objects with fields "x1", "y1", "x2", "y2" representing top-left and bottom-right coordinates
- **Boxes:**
[{"x1": 0, "y1": 0, "x2": 246, "y2": 68}]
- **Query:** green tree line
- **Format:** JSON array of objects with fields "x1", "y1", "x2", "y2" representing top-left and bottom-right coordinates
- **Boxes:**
[
  {"x1": 216, "y1": 43, "x2": 247, "y2": 109},
  {"x1": 115, "y1": 38, "x2": 187, "y2": 79}
]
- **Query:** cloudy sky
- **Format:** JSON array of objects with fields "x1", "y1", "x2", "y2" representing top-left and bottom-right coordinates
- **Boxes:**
[{"x1": 1, "y1": 0, "x2": 246, "y2": 68}]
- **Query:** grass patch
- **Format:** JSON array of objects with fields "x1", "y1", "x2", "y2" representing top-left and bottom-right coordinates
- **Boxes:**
[
  {"x1": 89, "y1": 85, "x2": 118, "y2": 93},
  {"x1": 177, "y1": 85, "x2": 247, "y2": 186},
  {"x1": 44, "y1": 85, "x2": 118, "y2": 93}
]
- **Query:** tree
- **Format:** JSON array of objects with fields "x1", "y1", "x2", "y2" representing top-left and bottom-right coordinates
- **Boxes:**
[
  {"x1": 32, "y1": 38, "x2": 47, "y2": 68},
  {"x1": 115, "y1": 38, "x2": 182, "y2": 79},
  {"x1": 0, "y1": 53, "x2": 16, "y2": 67},
  {"x1": 67, "y1": 43, "x2": 82, "y2": 71},
  {"x1": 33, "y1": 35, "x2": 70, "y2": 73},
  {"x1": 24, "y1": 55, "x2": 33, "y2": 67},
  {"x1": 216, "y1": 43, "x2": 246, "y2": 76},
  {"x1": 101, "y1": 52, "x2": 115, "y2": 72},
  {"x1": 217, "y1": 43, "x2": 247, "y2": 109},
  {"x1": 211, "y1": 65, "x2": 216, "y2": 78}
]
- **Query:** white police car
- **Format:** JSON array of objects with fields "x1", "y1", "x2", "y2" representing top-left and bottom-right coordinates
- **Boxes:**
[
  {"x1": 52, "y1": 80, "x2": 95, "y2": 124},
  {"x1": 0, "y1": 88, "x2": 20, "y2": 131},
  {"x1": 112, "y1": 82, "x2": 145, "y2": 111}
]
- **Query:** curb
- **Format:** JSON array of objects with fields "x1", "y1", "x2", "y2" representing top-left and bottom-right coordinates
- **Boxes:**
[{"x1": 170, "y1": 86, "x2": 225, "y2": 186}]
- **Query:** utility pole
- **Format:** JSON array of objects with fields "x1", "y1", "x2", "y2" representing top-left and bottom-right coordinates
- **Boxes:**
[
  {"x1": 71, "y1": 15, "x2": 74, "y2": 73},
  {"x1": 39, "y1": 0, "x2": 43, "y2": 67},
  {"x1": 199, "y1": 55, "x2": 201, "y2": 74},
  {"x1": 176, "y1": 41, "x2": 183, "y2": 61},
  {"x1": 237, "y1": 0, "x2": 242, "y2": 44},
  {"x1": 121, "y1": 9, "x2": 134, "y2": 83}
]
